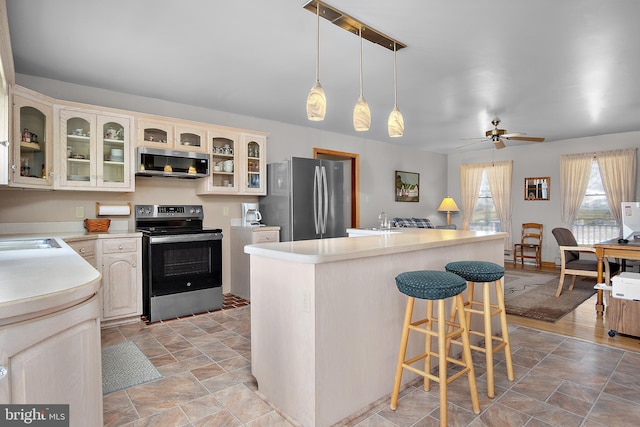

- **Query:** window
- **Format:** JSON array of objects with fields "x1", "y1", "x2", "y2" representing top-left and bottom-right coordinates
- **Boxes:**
[
  {"x1": 470, "y1": 171, "x2": 501, "y2": 232},
  {"x1": 573, "y1": 160, "x2": 620, "y2": 244}
]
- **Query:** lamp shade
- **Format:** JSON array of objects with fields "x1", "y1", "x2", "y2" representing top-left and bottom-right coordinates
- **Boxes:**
[
  {"x1": 353, "y1": 96, "x2": 371, "y2": 131},
  {"x1": 388, "y1": 106, "x2": 404, "y2": 137},
  {"x1": 438, "y1": 196, "x2": 459, "y2": 212},
  {"x1": 307, "y1": 81, "x2": 326, "y2": 121}
]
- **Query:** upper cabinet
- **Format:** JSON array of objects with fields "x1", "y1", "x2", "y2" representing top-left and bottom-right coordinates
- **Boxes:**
[
  {"x1": 58, "y1": 107, "x2": 134, "y2": 191},
  {"x1": 10, "y1": 88, "x2": 53, "y2": 188},
  {"x1": 137, "y1": 118, "x2": 207, "y2": 153},
  {"x1": 241, "y1": 133, "x2": 266, "y2": 194},
  {"x1": 197, "y1": 130, "x2": 267, "y2": 195}
]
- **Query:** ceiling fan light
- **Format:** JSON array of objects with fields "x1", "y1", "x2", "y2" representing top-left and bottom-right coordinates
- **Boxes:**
[
  {"x1": 307, "y1": 81, "x2": 326, "y2": 121},
  {"x1": 388, "y1": 106, "x2": 404, "y2": 137}
]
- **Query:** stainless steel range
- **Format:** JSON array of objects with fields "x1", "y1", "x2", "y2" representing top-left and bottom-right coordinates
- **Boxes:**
[{"x1": 135, "y1": 204, "x2": 223, "y2": 322}]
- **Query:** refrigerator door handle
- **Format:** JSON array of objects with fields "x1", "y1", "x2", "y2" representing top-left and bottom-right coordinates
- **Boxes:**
[
  {"x1": 321, "y1": 166, "x2": 328, "y2": 234},
  {"x1": 313, "y1": 165, "x2": 321, "y2": 234}
]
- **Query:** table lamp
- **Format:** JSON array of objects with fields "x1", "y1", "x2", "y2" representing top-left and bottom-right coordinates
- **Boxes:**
[{"x1": 437, "y1": 196, "x2": 459, "y2": 225}]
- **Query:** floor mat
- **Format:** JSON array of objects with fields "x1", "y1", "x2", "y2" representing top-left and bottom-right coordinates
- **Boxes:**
[{"x1": 102, "y1": 341, "x2": 162, "y2": 394}]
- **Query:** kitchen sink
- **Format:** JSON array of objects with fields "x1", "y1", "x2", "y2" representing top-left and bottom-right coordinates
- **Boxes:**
[{"x1": 0, "y1": 238, "x2": 62, "y2": 251}]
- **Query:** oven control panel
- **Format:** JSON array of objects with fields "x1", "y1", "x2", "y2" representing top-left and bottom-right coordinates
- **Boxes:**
[{"x1": 135, "y1": 204, "x2": 203, "y2": 219}]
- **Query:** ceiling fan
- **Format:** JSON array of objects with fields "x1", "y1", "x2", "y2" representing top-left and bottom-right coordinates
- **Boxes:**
[{"x1": 458, "y1": 119, "x2": 545, "y2": 150}]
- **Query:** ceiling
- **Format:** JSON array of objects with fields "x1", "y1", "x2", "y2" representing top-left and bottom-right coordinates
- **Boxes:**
[{"x1": 6, "y1": 0, "x2": 640, "y2": 154}]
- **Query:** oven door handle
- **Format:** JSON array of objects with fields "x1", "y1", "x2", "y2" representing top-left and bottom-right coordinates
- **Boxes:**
[{"x1": 148, "y1": 233, "x2": 222, "y2": 244}]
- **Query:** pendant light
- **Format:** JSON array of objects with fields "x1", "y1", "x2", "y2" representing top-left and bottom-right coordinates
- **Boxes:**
[
  {"x1": 388, "y1": 42, "x2": 404, "y2": 137},
  {"x1": 353, "y1": 27, "x2": 371, "y2": 131},
  {"x1": 306, "y1": 2, "x2": 326, "y2": 121}
]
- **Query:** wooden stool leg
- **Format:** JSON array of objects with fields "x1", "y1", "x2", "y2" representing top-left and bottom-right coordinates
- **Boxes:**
[
  {"x1": 483, "y1": 282, "x2": 496, "y2": 398},
  {"x1": 456, "y1": 294, "x2": 480, "y2": 414},
  {"x1": 424, "y1": 300, "x2": 434, "y2": 391},
  {"x1": 495, "y1": 279, "x2": 514, "y2": 381},
  {"x1": 437, "y1": 299, "x2": 448, "y2": 427},
  {"x1": 390, "y1": 297, "x2": 414, "y2": 410}
]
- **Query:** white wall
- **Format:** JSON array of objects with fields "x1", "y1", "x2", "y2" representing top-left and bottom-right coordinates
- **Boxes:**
[
  {"x1": 1, "y1": 75, "x2": 449, "y2": 292},
  {"x1": 447, "y1": 132, "x2": 640, "y2": 263},
  {"x1": 13, "y1": 74, "x2": 449, "y2": 228}
]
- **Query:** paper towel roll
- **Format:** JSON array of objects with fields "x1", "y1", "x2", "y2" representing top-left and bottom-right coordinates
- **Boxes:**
[{"x1": 97, "y1": 203, "x2": 131, "y2": 216}]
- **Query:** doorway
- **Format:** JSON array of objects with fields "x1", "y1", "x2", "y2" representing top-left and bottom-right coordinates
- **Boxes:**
[{"x1": 314, "y1": 148, "x2": 360, "y2": 228}]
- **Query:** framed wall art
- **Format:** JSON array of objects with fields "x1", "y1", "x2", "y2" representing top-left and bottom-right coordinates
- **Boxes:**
[
  {"x1": 524, "y1": 177, "x2": 550, "y2": 200},
  {"x1": 395, "y1": 171, "x2": 420, "y2": 202}
]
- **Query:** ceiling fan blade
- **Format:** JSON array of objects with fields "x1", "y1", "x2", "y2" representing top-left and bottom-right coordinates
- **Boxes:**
[
  {"x1": 505, "y1": 136, "x2": 545, "y2": 142},
  {"x1": 493, "y1": 138, "x2": 506, "y2": 149},
  {"x1": 502, "y1": 132, "x2": 525, "y2": 138},
  {"x1": 456, "y1": 138, "x2": 489, "y2": 149}
]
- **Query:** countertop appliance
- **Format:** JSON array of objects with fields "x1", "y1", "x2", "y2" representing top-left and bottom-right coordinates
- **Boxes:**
[
  {"x1": 241, "y1": 202, "x2": 262, "y2": 227},
  {"x1": 135, "y1": 204, "x2": 222, "y2": 322},
  {"x1": 259, "y1": 157, "x2": 345, "y2": 241}
]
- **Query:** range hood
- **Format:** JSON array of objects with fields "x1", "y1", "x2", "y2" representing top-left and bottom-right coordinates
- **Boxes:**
[{"x1": 136, "y1": 147, "x2": 209, "y2": 179}]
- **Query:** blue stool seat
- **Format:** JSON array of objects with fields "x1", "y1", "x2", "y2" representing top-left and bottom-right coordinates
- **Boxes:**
[
  {"x1": 395, "y1": 270, "x2": 467, "y2": 300},
  {"x1": 445, "y1": 261, "x2": 504, "y2": 283}
]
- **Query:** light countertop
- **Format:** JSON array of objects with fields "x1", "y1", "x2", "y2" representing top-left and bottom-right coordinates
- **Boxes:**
[
  {"x1": 0, "y1": 237, "x2": 102, "y2": 325},
  {"x1": 244, "y1": 228, "x2": 507, "y2": 264}
]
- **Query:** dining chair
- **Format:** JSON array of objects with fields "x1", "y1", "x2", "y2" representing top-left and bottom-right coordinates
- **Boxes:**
[
  {"x1": 513, "y1": 223, "x2": 543, "y2": 268},
  {"x1": 551, "y1": 227, "x2": 620, "y2": 297}
]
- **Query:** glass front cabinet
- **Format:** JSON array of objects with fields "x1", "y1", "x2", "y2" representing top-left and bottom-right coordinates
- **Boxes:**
[
  {"x1": 11, "y1": 93, "x2": 53, "y2": 188},
  {"x1": 196, "y1": 130, "x2": 266, "y2": 195},
  {"x1": 58, "y1": 107, "x2": 133, "y2": 190},
  {"x1": 241, "y1": 133, "x2": 266, "y2": 194},
  {"x1": 138, "y1": 119, "x2": 207, "y2": 153}
]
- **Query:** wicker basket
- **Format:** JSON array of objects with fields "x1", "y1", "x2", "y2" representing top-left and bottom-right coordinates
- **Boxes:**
[{"x1": 84, "y1": 218, "x2": 111, "y2": 232}]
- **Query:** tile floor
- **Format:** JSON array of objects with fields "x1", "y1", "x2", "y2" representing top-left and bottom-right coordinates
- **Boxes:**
[{"x1": 102, "y1": 295, "x2": 640, "y2": 427}]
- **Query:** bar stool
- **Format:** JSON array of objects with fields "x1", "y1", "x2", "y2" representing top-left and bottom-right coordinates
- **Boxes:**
[
  {"x1": 390, "y1": 270, "x2": 480, "y2": 427},
  {"x1": 445, "y1": 261, "x2": 514, "y2": 398}
]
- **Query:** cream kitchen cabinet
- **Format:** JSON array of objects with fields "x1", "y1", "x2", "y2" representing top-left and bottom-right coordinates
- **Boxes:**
[
  {"x1": 64, "y1": 236, "x2": 97, "y2": 267},
  {"x1": 10, "y1": 87, "x2": 54, "y2": 188},
  {"x1": 98, "y1": 236, "x2": 142, "y2": 325},
  {"x1": 197, "y1": 130, "x2": 267, "y2": 195},
  {"x1": 230, "y1": 226, "x2": 280, "y2": 300},
  {"x1": 57, "y1": 106, "x2": 134, "y2": 191},
  {"x1": 137, "y1": 117, "x2": 207, "y2": 153},
  {"x1": 0, "y1": 294, "x2": 103, "y2": 426}
]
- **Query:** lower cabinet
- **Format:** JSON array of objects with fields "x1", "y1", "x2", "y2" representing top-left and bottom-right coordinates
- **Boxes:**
[
  {"x1": 64, "y1": 237, "x2": 97, "y2": 267},
  {"x1": 230, "y1": 226, "x2": 280, "y2": 300},
  {"x1": 0, "y1": 294, "x2": 103, "y2": 426},
  {"x1": 98, "y1": 236, "x2": 142, "y2": 325}
]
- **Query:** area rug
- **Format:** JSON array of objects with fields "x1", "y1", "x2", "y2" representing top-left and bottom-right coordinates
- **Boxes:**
[
  {"x1": 503, "y1": 270, "x2": 596, "y2": 322},
  {"x1": 102, "y1": 341, "x2": 162, "y2": 394}
]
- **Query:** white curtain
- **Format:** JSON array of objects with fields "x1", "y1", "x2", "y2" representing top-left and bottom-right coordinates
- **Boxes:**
[
  {"x1": 597, "y1": 148, "x2": 637, "y2": 226},
  {"x1": 559, "y1": 152, "x2": 592, "y2": 228},
  {"x1": 460, "y1": 161, "x2": 512, "y2": 247},
  {"x1": 486, "y1": 160, "x2": 513, "y2": 247},
  {"x1": 460, "y1": 163, "x2": 483, "y2": 230}
]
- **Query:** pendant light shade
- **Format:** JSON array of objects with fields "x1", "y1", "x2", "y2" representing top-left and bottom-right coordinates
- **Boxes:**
[
  {"x1": 353, "y1": 27, "x2": 370, "y2": 131},
  {"x1": 388, "y1": 42, "x2": 404, "y2": 137},
  {"x1": 307, "y1": 3, "x2": 326, "y2": 121}
]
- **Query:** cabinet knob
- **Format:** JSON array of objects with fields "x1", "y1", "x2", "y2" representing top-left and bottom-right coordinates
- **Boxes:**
[
  {"x1": 0, "y1": 366, "x2": 7, "y2": 379},
  {"x1": 132, "y1": 263, "x2": 137, "y2": 268},
  {"x1": 118, "y1": 245, "x2": 123, "y2": 250},
  {"x1": 80, "y1": 248, "x2": 86, "y2": 253}
]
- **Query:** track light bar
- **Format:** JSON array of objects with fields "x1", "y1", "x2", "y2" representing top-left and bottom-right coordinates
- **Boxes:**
[{"x1": 303, "y1": 1, "x2": 406, "y2": 51}]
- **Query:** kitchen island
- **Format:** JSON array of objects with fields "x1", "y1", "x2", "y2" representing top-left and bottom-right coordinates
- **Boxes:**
[
  {"x1": 0, "y1": 237, "x2": 103, "y2": 426},
  {"x1": 245, "y1": 228, "x2": 507, "y2": 427}
]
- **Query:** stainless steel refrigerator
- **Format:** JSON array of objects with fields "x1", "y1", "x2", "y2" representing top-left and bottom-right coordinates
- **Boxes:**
[{"x1": 259, "y1": 157, "x2": 345, "y2": 241}]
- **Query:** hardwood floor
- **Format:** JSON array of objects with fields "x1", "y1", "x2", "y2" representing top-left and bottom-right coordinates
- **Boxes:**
[{"x1": 506, "y1": 263, "x2": 640, "y2": 352}]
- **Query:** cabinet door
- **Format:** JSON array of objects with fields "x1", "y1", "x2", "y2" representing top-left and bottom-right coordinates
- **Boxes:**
[
  {"x1": 241, "y1": 133, "x2": 266, "y2": 195},
  {"x1": 175, "y1": 124, "x2": 207, "y2": 153},
  {"x1": 98, "y1": 114, "x2": 131, "y2": 188},
  {"x1": 102, "y1": 251, "x2": 140, "y2": 319},
  {"x1": 11, "y1": 94, "x2": 53, "y2": 187},
  {"x1": 0, "y1": 295, "x2": 103, "y2": 426},
  {"x1": 59, "y1": 109, "x2": 96, "y2": 187},
  {"x1": 196, "y1": 129, "x2": 239, "y2": 194},
  {"x1": 137, "y1": 118, "x2": 173, "y2": 149}
]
